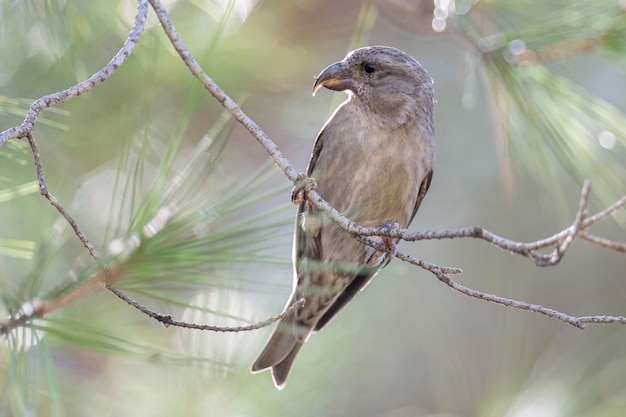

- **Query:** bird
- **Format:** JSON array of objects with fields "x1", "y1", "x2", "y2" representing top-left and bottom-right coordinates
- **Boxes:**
[{"x1": 251, "y1": 46, "x2": 435, "y2": 389}]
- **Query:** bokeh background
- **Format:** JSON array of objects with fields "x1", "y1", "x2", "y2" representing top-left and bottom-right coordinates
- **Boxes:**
[{"x1": 1, "y1": 0, "x2": 626, "y2": 416}]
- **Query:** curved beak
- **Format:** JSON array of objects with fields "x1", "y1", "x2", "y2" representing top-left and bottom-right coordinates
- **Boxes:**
[{"x1": 312, "y1": 61, "x2": 353, "y2": 96}]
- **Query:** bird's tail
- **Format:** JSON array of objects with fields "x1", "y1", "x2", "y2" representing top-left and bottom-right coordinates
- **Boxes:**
[{"x1": 250, "y1": 306, "x2": 307, "y2": 389}]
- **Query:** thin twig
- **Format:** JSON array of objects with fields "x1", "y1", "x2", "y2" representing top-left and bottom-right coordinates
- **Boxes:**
[
  {"x1": 527, "y1": 180, "x2": 590, "y2": 266},
  {"x1": 554, "y1": 179, "x2": 590, "y2": 258},
  {"x1": 0, "y1": 270, "x2": 110, "y2": 336},
  {"x1": 578, "y1": 231, "x2": 626, "y2": 253},
  {"x1": 432, "y1": 268, "x2": 588, "y2": 328},
  {"x1": 577, "y1": 315, "x2": 626, "y2": 325},
  {"x1": 147, "y1": 0, "x2": 301, "y2": 183},
  {"x1": 0, "y1": 268, "x2": 305, "y2": 336},
  {"x1": 354, "y1": 235, "x2": 462, "y2": 275},
  {"x1": 584, "y1": 195, "x2": 626, "y2": 227},
  {"x1": 310, "y1": 177, "x2": 625, "y2": 267},
  {"x1": 0, "y1": 0, "x2": 149, "y2": 147},
  {"x1": 27, "y1": 134, "x2": 100, "y2": 261},
  {"x1": 354, "y1": 229, "x2": 596, "y2": 329},
  {"x1": 107, "y1": 286, "x2": 305, "y2": 332},
  {"x1": 356, "y1": 230, "x2": 624, "y2": 329}
]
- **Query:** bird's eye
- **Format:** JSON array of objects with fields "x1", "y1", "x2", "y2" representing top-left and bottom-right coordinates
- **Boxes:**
[{"x1": 363, "y1": 62, "x2": 376, "y2": 73}]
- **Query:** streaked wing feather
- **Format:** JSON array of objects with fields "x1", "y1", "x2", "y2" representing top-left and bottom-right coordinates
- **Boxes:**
[
  {"x1": 408, "y1": 170, "x2": 433, "y2": 224},
  {"x1": 313, "y1": 267, "x2": 378, "y2": 331}
]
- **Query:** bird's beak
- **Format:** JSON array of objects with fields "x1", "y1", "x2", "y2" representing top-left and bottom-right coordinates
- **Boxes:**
[{"x1": 312, "y1": 61, "x2": 353, "y2": 96}]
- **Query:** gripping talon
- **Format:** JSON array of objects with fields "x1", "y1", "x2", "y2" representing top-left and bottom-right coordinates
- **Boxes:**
[
  {"x1": 291, "y1": 174, "x2": 317, "y2": 205},
  {"x1": 381, "y1": 222, "x2": 400, "y2": 259},
  {"x1": 366, "y1": 222, "x2": 401, "y2": 266},
  {"x1": 381, "y1": 236, "x2": 398, "y2": 259}
]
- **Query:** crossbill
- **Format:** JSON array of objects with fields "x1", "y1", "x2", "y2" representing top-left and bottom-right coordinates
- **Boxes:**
[{"x1": 252, "y1": 46, "x2": 435, "y2": 389}]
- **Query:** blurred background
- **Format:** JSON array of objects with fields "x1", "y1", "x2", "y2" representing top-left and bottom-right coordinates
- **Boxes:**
[{"x1": 1, "y1": 0, "x2": 626, "y2": 416}]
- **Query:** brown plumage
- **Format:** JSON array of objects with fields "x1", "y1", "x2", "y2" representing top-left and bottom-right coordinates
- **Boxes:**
[{"x1": 251, "y1": 46, "x2": 435, "y2": 389}]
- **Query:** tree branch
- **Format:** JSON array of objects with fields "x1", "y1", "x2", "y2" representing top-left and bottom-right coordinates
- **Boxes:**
[
  {"x1": 145, "y1": 0, "x2": 626, "y2": 329},
  {"x1": 0, "y1": 0, "x2": 624, "y2": 338},
  {"x1": 0, "y1": 0, "x2": 149, "y2": 147},
  {"x1": 135, "y1": 0, "x2": 626, "y2": 329},
  {"x1": 107, "y1": 286, "x2": 306, "y2": 332},
  {"x1": 27, "y1": 134, "x2": 100, "y2": 261},
  {"x1": 0, "y1": 267, "x2": 306, "y2": 336},
  {"x1": 147, "y1": 0, "x2": 301, "y2": 183},
  {"x1": 147, "y1": 0, "x2": 625, "y2": 258}
]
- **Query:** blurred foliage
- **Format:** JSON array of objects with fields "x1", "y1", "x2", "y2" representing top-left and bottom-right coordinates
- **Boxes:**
[
  {"x1": 455, "y1": 0, "x2": 626, "y2": 211},
  {"x1": 0, "y1": 0, "x2": 625, "y2": 417}
]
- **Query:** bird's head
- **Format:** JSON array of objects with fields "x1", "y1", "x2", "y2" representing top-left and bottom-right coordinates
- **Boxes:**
[{"x1": 312, "y1": 46, "x2": 433, "y2": 127}]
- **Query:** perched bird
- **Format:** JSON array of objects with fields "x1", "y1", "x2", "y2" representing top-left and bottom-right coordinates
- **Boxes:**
[{"x1": 251, "y1": 46, "x2": 435, "y2": 389}]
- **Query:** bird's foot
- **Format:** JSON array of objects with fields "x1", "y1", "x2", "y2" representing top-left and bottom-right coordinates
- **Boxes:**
[
  {"x1": 380, "y1": 222, "x2": 400, "y2": 258},
  {"x1": 291, "y1": 173, "x2": 318, "y2": 208},
  {"x1": 367, "y1": 223, "x2": 400, "y2": 266}
]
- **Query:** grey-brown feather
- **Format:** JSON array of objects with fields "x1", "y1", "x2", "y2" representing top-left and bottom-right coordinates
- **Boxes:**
[{"x1": 251, "y1": 46, "x2": 435, "y2": 389}]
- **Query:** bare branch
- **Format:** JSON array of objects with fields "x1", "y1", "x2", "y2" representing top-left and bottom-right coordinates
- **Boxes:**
[
  {"x1": 107, "y1": 286, "x2": 306, "y2": 332},
  {"x1": 0, "y1": 266, "x2": 305, "y2": 336},
  {"x1": 0, "y1": 270, "x2": 110, "y2": 336},
  {"x1": 0, "y1": 0, "x2": 151, "y2": 335},
  {"x1": 584, "y1": 195, "x2": 626, "y2": 227},
  {"x1": 552, "y1": 179, "x2": 590, "y2": 261},
  {"x1": 147, "y1": 0, "x2": 301, "y2": 183},
  {"x1": 145, "y1": 0, "x2": 625, "y2": 266},
  {"x1": 353, "y1": 235, "x2": 462, "y2": 275},
  {"x1": 436, "y1": 268, "x2": 626, "y2": 328},
  {"x1": 306, "y1": 177, "x2": 625, "y2": 268},
  {"x1": 26, "y1": 134, "x2": 100, "y2": 261},
  {"x1": 578, "y1": 315, "x2": 626, "y2": 325},
  {"x1": 579, "y1": 231, "x2": 626, "y2": 253},
  {"x1": 144, "y1": 0, "x2": 625, "y2": 331},
  {"x1": 0, "y1": 0, "x2": 149, "y2": 146},
  {"x1": 1, "y1": 0, "x2": 625, "y2": 338},
  {"x1": 353, "y1": 227, "x2": 623, "y2": 329},
  {"x1": 431, "y1": 268, "x2": 588, "y2": 329}
]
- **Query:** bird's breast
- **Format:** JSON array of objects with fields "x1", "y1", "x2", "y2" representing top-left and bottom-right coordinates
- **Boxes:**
[{"x1": 313, "y1": 105, "x2": 433, "y2": 229}]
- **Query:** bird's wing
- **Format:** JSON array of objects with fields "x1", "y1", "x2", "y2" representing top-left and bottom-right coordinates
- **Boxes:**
[
  {"x1": 294, "y1": 124, "x2": 327, "y2": 262},
  {"x1": 313, "y1": 266, "x2": 378, "y2": 331},
  {"x1": 294, "y1": 123, "x2": 374, "y2": 332},
  {"x1": 408, "y1": 169, "x2": 433, "y2": 225},
  {"x1": 315, "y1": 169, "x2": 433, "y2": 331},
  {"x1": 306, "y1": 125, "x2": 326, "y2": 176}
]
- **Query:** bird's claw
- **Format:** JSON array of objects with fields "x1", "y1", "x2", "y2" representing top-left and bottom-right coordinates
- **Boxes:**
[
  {"x1": 381, "y1": 236, "x2": 399, "y2": 259},
  {"x1": 291, "y1": 173, "x2": 318, "y2": 206},
  {"x1": 380, "y1": 222, "x2": 400, "y2": 259},
  {"x1": 367, "y1": 223, "x2": 400, "y2": 266}
]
